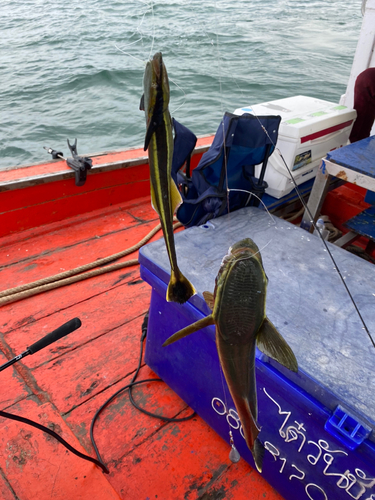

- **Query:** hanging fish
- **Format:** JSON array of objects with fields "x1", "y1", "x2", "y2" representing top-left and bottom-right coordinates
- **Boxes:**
[
  {"x1": 163, "y1": 238, "x2": 298, "y2": 472},
  {"x1": 140, "y1": 51, "x2": 196, "y2": 304}
]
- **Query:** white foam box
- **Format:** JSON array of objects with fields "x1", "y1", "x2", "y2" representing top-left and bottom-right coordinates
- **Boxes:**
[{"x1": 234, "y1": 95, "x2": 357, "y2": 199}]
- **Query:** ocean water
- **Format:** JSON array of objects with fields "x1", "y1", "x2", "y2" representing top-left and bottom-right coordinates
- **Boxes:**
[{"x1": 0, "y1": 0, "x2": 363, "y2": 170}]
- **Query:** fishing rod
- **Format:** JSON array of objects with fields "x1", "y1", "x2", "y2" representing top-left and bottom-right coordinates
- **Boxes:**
[
  {"x1": 233, "y1": 115, "x2": 375, "y2": 349},
  {"x1": 0, "y1": 318, "x2": 80, "y2": 372},
  {"x1": 209, "y1": 0, "x2": 373, "y2": 347},
  {"x1": 0, "y1": 318, "x2": 109, "y2": 474}
]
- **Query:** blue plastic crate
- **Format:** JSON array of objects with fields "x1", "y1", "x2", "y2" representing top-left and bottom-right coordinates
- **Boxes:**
[{"x1": 139, "y1": 207, "x2": 375, "y2": 500}]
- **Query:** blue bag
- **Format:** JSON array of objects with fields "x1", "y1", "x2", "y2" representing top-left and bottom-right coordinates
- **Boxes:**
[{"x1": 172, "y1": 112, "x2": 281, "y2": 228}]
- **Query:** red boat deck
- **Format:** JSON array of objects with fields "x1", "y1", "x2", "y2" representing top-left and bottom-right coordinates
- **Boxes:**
[{"x1": 0, "y1": 194, "x2": 284, "y2": 500}]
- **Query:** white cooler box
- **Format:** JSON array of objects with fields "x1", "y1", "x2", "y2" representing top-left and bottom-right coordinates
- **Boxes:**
[{"x1": 234, "y1": 95, "x2": 357, "y2": 198}]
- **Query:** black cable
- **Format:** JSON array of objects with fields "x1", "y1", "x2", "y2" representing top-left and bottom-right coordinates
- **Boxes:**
[
  {"x1": 127, "y1": 339, "x2": 197, "y2": 423},
  {"x1": 0, "y1": 409, "x2": 109, "y2": 474},
  {"x1": 90, "y1": 310, "x2": 196, "y2": 467}
]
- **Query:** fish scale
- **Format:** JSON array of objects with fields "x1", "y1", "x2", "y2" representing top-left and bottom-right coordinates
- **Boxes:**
[{"x1": 218, "y1": 260, "x2": 265, "y2": 345}]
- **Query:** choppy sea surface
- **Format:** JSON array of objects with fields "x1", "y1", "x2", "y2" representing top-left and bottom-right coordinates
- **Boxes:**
[{"x1": 0, "y1": 0, "x2": 363, "y2": 170}]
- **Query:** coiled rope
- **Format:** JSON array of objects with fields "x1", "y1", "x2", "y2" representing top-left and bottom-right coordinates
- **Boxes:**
[{"x1": 0, "y1": 220, "x2": 182, "y2": 307}]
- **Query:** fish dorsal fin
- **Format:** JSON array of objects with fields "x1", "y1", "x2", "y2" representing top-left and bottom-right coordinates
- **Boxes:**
[
  {"x1": 139, "y1": 93, "x2": 145, "y2": 111},
  {"x1": 163, "y1": 315, "x2": 214, "y2": 346},
  {"x1": 170, "y1": 177, "x2": 182, "y2": 214},
  {"x1": 256, "y1": 317, "x2": 298, "y2": 372},
  {"x1": 203, "y1": 291, "x2": 214, "y2": 311}
]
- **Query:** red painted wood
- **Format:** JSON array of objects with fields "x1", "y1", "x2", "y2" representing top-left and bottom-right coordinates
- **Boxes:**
[
  {"x1": 31, "y1": 314, "x2": 148, "y2": 413},
  {"x1": 0, "y1": 194, "x2": 286, "y2": 499},
  {"x1": 0, "y1": 137, "x2": 212, "y2": 185},
  {"x1": 6, "y1": 280, "x2": 151, "y2": 370},
  {"x1": 0, "y1": 195, "x2": 155, "y2": 253},
  {"x1": 0, "y1": 198, "x2": 180, "y2": 338},
  {"x1": 0, "y1": 395, "x2": 43, "y2": 429},
  {"x1": 0, "y1": 218, "x2": 158, "y2": 287},
  {"x1": 0, "y1": 148, "x2": 148, "y2": 184},
  {"x1": 0, "y1": 163, "x2": 150, "y2": 214},
  {"x1": 0, "y1": 138, "x2": 212, "y2": 238},
  {"x1": 0, "y1": 212, "x2": 156, "y2": 271},
  {"x1": 65, "y1": 365, "x2": 190, "y2": 458},
  {"x1": 0, "y1": 474, "x2": 16, "y2": 500},
  {"x1": 201, "y1": 457, "x2": 283, "y2": 499},
  {"x1": 108, "y1": 408, "x2": 282, "y2": 500},
  {"x1": 0, "y1": 403, "x2": 121, "y2": 500},
  {"x1": 0, "y1": 267, "x2": 141, "y2": 335},
  {"x1": 0, "y1": 352, "x2": 31, "y2": 408},
  {"x1": 0, "y1": 178, "x2": 150, "y2": 237}
]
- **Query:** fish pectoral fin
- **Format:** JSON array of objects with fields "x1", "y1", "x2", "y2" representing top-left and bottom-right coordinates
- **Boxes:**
[
  {"x1": 256, "y1": 317, "x2": 298, "y2": 372},
  {"x1": 170, "y1": 178, "x2": 182, "y2": 213},
  {"x1": 202, "y1": 291, "x2": 214, "y2": 311},
  {"x1": 144, "y1": 121, "x2": 157, "y2": 151},
  {"x1": 139, "y1": 93, "x2": 145, "y2": 111},
  {"x1": 162, "y1": 315, "x2": 214, "y2": 346}
]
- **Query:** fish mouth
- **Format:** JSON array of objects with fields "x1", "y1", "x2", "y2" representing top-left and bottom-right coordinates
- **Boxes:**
[
  {"x1": 229, "y1": 238, "x2": 261, "y2": 259},
  {"x1": 151, "y1": 52, "x2": 163, "y2": 81}
]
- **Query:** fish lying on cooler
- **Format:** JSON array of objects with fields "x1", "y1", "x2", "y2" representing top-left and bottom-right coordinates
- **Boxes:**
[
  {"x1": 140, "y1": 51, "x2": 195, "y2": 304},
  {"x1": 163, "y1": 238, "x2": 298, "y2": 472}
]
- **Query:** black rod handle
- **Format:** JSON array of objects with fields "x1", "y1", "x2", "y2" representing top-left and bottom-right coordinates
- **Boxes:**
[{"x1": 27, "y1": 318, "x2": 82, "y2": 355}]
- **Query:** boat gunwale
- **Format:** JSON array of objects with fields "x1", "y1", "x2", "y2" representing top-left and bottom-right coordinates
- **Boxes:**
[{"x1": 0, "y1": 138, "x2": 213, "y2": 193}]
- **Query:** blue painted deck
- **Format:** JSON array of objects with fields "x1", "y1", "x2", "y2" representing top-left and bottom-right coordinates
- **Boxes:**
[
  {"x1": 345, "y1": 206, "x2": 375, "y2": 240},
  {"x1": 326, "y1": 136, "x2": 375, "y2": 178}
]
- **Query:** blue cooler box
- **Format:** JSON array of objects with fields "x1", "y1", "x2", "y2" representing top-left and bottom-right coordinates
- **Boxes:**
[{"x1": 139, "y1": 207, "x2": 375, "y2": 500}]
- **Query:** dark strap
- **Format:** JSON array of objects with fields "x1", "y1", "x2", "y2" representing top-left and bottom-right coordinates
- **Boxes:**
[{"x1": 171, "y1": 118, "x2": 197, "y2": 182}]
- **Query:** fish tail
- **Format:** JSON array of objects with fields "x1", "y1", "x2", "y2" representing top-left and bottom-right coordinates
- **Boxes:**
[
  {"x1": 167, "y1": 270, "x2": 196, "y2": 304},
  {"x1": 252, "y1": 438, "x2": 265, "y2": 473},
  {"x1": 234, "y1": 397, "x2": 263, "y2": 470}
]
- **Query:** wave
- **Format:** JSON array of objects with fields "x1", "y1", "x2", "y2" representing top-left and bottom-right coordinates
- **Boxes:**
[{"x1": 0, "y1": 0, "x2": 363, "y2": 169}]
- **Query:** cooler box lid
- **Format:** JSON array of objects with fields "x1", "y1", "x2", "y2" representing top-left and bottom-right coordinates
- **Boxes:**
[
  {"x1": 234, "y1": 95, "x2": 356, "y2": 141},
  {"x1": 139, "y1": 208, "x2": 375, "y2": 438}
]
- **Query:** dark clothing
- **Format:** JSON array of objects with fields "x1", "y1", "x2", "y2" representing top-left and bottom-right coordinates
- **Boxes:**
[{"x1": 349, "y1": 67, "x2": 375, "y2": 143}]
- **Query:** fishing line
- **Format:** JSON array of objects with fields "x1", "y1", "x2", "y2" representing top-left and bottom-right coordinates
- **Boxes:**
[
  {"x1": 114, "y1": 42, "x2": 186, "y2": 116},
  {"x1": 222, "y1": 189, "x2": 303, "y2": 332},
  {"x1": 114, "y1": 44, "x2": 147, "y2": 66},
  {"x1": 147, "y1": 0, "x2": 155, "y2": 60},
  {"x1": 114, "y1": 0, "x2": 187, "y2": 119},
  {"x1": 113, "y1": 0, "x2": 155, "y2": 66},
  {"x1": 249, "y1": 116, "x2": 375, "y2": 348},
  {"x1": 169, "y1": 78, "x2": 187, "y2": 116},
  {"x1": 212, "y1": 1, "x2": 231, "y2": 216},
  {"x1": 210, "y1": 2, "x2": 255, "y2": 462},
  {"x1": 227, "y1": 188, "x2": 276, "y2": 226},
  {"x1": 217, "y1": 362, "x2": 241, "y2": 462},
  {"x1": 209, "y1": 2, "x2": 372, "y2": 347},
  {"x1": 211, "y1": 4, "x2": 276, "y2": 264}
]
